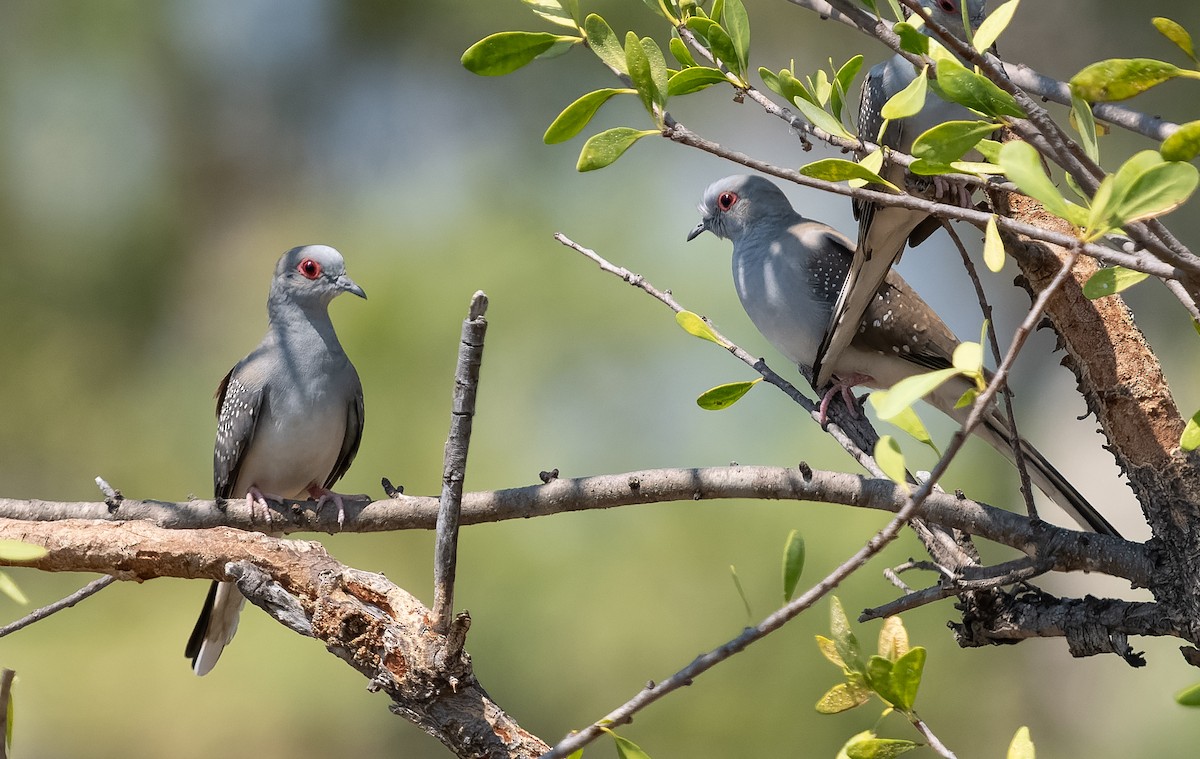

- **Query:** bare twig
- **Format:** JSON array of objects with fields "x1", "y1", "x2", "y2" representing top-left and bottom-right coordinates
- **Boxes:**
[
  {"x1": 0, "y1": 575, "x2": 116, "y2": 639},
  {"x1": 433, "y1": 291, "x2": 489, "y2": 635},
  {"x1": 908, "y1": 711, "x2": 958, "y2": 759},
  {"x1": 0, "y1": 669, "x2": 12, "y2": 759}
]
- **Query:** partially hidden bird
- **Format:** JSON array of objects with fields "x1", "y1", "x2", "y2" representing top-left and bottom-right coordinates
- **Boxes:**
[
  {"x1": 186, "y1": 244, "x2": 367, "y2": 675},
  {"x1": 819, "y1": 0, "x2": 989, "y2": 389},
  {"x1": 687, "y1": 174, "x2": 1117, "y2": 536}
]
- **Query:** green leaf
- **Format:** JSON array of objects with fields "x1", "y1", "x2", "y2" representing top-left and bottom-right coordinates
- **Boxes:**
[
  {"x1": 675, "y1": 310, "x2": 728, "y2": 345},
  {"x1": 865, "y1": 655, "x2": 895, "y2": 699},
  {"x1": 877, "y1": 616, "x2": 910, "y2": 661},
  {"x1": 871, "y1": 368, "x2": 961, "y2": 420},
  {"x1": 1175, "y1": 681, "x2": 1200, "y2": 706},
  {"x1": 850, "y1": 149, "x2": 886, "y2": 188},
  {"x1": 462, "y1": 31, "x2": 581, "y2": 76},
  {"x1": 888, "y1": 646, "x2": 926, "y2": 711},
  {"x1": 952, "y1": 341, "x2": 983, "y2": 375},
  {"x1": 565, "y1": 751, "x2": 583, "y2": 759},
  {"x1": 625, "y1": 32, "x2": 656, "y2": 115},
  {"x1": 799, "y1": 158, "x2": 898, "y2": 190},
  {"x1": 685, "y1": 18, "x2": 742, "y2": 78},
  {"x1": 934, "y1": 56, "x2": 1025, "y2": 118},
  {"x1": 0, "y1": 571, "x2": 28, "y2": 605},
  {"x1": 830, "y1": 597, "x2": 863, "y2": 673},
  {"x1": 911, "y1": 120, "x2": 999, "y2": 164},
  {"x1": 781, "y1": 529, "x2": 805, "y2": 602},
  {"x1": 1106, "y1": 153, "x2": 1199, "y2": 228},
  {"x1": 697, "y1": 379, "x2": 761, "y2": 410},
  {"x1": 669, "y1": 36, "x2": 697, "y2": 68},
  {"x1": 874, "y1": 435, "x2": 909, "y2": 489},
  {"x1": 792, "y1": 97, "x2": 853, "y2": 139},
  {"x1": 831, "y1": 55, "x2": 865, "y2": 120},
  {"x1": 583, "y1": 15, "x2": 626, "y2": 74},
  {"x1": 1162, "y1": 120, "x2": 1200, "y2": 162},
  {"x1": 522, "y1": 0, "x2": 581, "y2": 29},
  {"x1": 0, "y1": 540, "x2": 48, "y2": 562},
  {"x1": 641, "y1": 36, "x2": 670, "y2": 109},
  {"x1": 1082, "y1": 266, "x2": 1150, "y2": 299},
  {"x1": 984, "y1": 214, "x2": 1005, "y2": 272},
  {"x1": 815, "y1": 682, "x2": 873, "y2": 714},
  {"x1": 1153, "y1": 17, "x2": 1197, "y2": 63},
  {"x1": 816, "y1": 635, "x2": 845, "y2": 668},
  {"x1": 881, "y1": 67, "x2": 928, "y2": 120},
  {"x1": 608, "y1": 730, "x2": 653, "y2": 759},
  {"x1": 1070, "y1": 94, "x2": 1101, "y2": 163},
  {"x1": 544, "y1": 88, "x2": 631, "y2": 144},
  {"x1": 893, "y1": 22, "x2": 929, "y2": 56},
  {"x1": 845, "y1": 737, "x2": 920, "y2": 759},
  {"x1": 975, "y1": 138, "x2": 1003, "y2": 163},
  {"x1": 955, "y1": 387, "x2": 978, "y2": 409},
  {"x1": 998, "y1": 141, "x2": 1088, "y2": 226},
  {"x1": 869, "y1": 392, "x2": 938, "y2": 453},
  {"x1": 729, "y1": 564, "x2": 752, "y2": 620},
  {"x1": 1181, "y1": 410, "x2": 1200, "y2": 452},
  {"x1": 1007, "y1": 728, "x2": 1035, "y2": 759},
  {"x1": 576, "y1": 127, "x2": 658, "y2": 171},
  {"x1": 721, "y1": 0, "x2": 750, "y2": 75},
  {"x1": 974, "y1": 0, "x2": 1019, "y2": 53},
  {"x1": 1070, "y1": 58, "x2": 1188, "y2": 102},
  {"x1": 667, "y1": 66, "x2": 729, "y2": 95}
]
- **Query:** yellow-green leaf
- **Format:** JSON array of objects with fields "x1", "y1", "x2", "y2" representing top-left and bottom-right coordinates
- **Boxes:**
[
  {"x1": 544, "y1": 88, "x2": 631, "y2": 144},
  {"x1": 846, "y1": 737, "x2": 920, "y2": 759},
  {"x1": 974, "y1": 0, "x2": 1019, "y2": 52},
  {"x1": 1175, "y1": 681, "x2": 1200, "y2": 706},
  {"x1": 462, "y1": 31, "x2": 581, "y2": 76},
  {"x1": 669, "y1": 36, "x2": 696, "y2": 68},
  {"x1": 894, "y1": 22, "x2": 929, "y2": 56},
  {"x1": 911, "y1": 120, "x2": 999, "y2": 165},
  {"x1": 0, "y1": 540, "x2": 48, "y2": 562},
  {"x1": 829, "y1": 596, "x2": 863, "y2": 672},
  {"x1": 576, "y1": 127, "x2": 657, "y2": 171},
  {"x1": 522, "y1": 0, "x2": 580, "y2": 29},
  {"x1": 799, "y1": 159, "x2": 898, "y2": 190},
  {"x1": 1181, "y1": 410, "x2": 1200, "y2": 452},
  {"x1": 0, "y1": 571, "x2": 28, "y2": 605},
  {"x1": 792, "y1": 97, "x2": 853, "y2": 139},
  {"x1": 781, "y1": 529, "x2": 805, "y2": 602},
  {"x1": 877, "y1": 616, "x2": 910, "y2": 661},
  {"x1": 722, "y1": 0, "x2": 750, "y2": 75},
  {"x1": 870, "y1": 368, "x2": 961, "y2": 420},
  {"x1": 888, "y1": 646, "x2": 926, "y2": 711},
  {"x1": 881, "y1": 67, "x2": 928, "y2": 120},
  {"x1": 875, "y1": 435, "x2": 909, "y2": 489},
  {"x1": 952, "y1": 341, "x2": 983, "y2": 374},
  {"x1": 675, "y1": 310, "x2": 727, "y2": 345},
  {"x1": 1162, "y1": 120, "x2": 1200, "y2": 162},
  {"x1": 1070, "y1": 58, "x2": 1188, "y2": 102},
  {"x1": 984, "y1": 214, "x2": 1005, "y2": 271},
  {"x1": 1007, "y1": 726, "x2": 1036, "y2": 759},
  {"x1": 1082, "y1": 266, "x2": 1150, "y2": 299},
  {"x1": 934, "y1": 56, "x2": 1025, "y2": 119},
  {"x1": 667, "y1": 66, "x2": 729, "y2": 96},
  {"x1": 697, "y1": 379, "x2": 760, "y2": 410},
  {"x1": 816, "y1": 635, "x2": 845, "y2": 668},
  {"x1": 850, "y1": 149, "x2": 886, "y2": 189},
  {"x1": 583, "y1": 14, "x2": 626, "y2": 74},
  {"x1": 816, "y1": 682, "x2": 872, "y2": 714},
  {"x1": 1152, "y1": 17, "x2": 1197, "y2": 63},
  {"x1": 869, "y1": 392, "x2": 938, "y2": 454},
  {"x1": 604, "y1": 729, "x2": 653, "y2": 759},
  {"x1": 998, "y1": 141, "x2": 1088, "y2": 226},
  {"x1": 729, "y1": 564, "x2": 752, "y2": 620}
]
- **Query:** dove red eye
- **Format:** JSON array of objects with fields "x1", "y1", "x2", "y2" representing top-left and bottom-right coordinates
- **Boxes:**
[
  {"x1": 718, "y1": 191, "x2": 738, "y2": 211},
  {"x1": 297, "y1": 259, "x2": 322, "y2": 280}
]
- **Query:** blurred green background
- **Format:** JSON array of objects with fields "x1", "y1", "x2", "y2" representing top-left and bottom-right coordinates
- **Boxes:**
[{"x1": 2, "y1": 1, "x2": 1199, "y2": 756}]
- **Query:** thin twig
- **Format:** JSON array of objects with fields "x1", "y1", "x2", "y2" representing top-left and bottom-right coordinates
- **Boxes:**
[
  {"x1": 908, "y1": 711, "x2": 958, "y2": 759},
  {"x1": 861, "y1": 557, "x2": 1046, "y2": 621},
  {"x1": 432, "y1": 291, "x2": 489, "y2": 635},
  {"x1": 0, "y1": 575, "x2": 116, "y2": 638},
  {"x1": 0, "y1": 669, "x2": 12, "y2": 759}
]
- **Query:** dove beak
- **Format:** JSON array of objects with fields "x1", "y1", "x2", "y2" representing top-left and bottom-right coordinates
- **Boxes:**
[
  {"x1": 337, "y1": 275, "x2": 367, "y2": 299},
  {"x1": 686, "y1": 220, "x2": 708, "y2": 242}
]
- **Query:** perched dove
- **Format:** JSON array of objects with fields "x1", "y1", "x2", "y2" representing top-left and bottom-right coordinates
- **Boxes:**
[
  {"x1": 186, "y1": 244, "x2": 367, "y2": 675},
  {"x1": 687, "y1": 174, "x2": 1116, "y2": 536}
]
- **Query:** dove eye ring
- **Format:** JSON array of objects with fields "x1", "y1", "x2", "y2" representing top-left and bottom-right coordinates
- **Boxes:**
[
  {"x1": 936, "y1": 0, "x2": 956, "y2": 12},
  {"x1": 717, "y1": 191, "x2": 738, "y2": 211},
  {"x1": 297, "y1": 259, "x2": 322, "y2": 280}
]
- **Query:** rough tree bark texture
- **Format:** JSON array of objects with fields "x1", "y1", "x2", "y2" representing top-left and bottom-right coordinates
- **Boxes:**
[{"x1": 991, "y1": 187, "x2": 1200, "y2": 651}]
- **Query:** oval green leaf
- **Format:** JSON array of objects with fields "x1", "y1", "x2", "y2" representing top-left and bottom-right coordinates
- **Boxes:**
[
  {"x1": 984, "y1": 214, "x2": 1005, "y2": 272},
  {"x1": 1070, "y1": 58, "x2": 1184, "y2": 102},
  {"x1": 0, "y1": 571, "x2": 28, "y2": 605},
  {"x1": 935, "y1": 56, "x2": 1025, "y2": 118},
  {"x1": 722, "y1": 0, "x2": 750, "y2": 74},
  {"x1": 675, "y1": 309, "x2": 727, "y2": 345},
  {"x1": 1110, "y1": 159, "x2": 1200, "y2": 226},
  {"x1": 1175, "y1": 681, "x2": 1200, "y2": 706},
  {"x1": 697, "y1": 378, "x2": 761, "y2": 410},
  {"x1": 894, "y1": 22, "x2": 929, "y2": 56},
  {"x1": 781, "y1": 529, "x2": 805, "y2": 602},
  {"x1": 792, "y1": 97, "x2": 853, "y2": 139},
  {"x1": 583, "y1": 14, "x2": 626, "y2": 74},
  {"x1": 609, "y1": 730, "x2": 653, "y2": 759},
  {"x1": 1181, "y1": 410, "x2": 1200, "y2": 452},
  {"x1": 816, "y1": 634, "x2": 845, "y2": 668},
  {"x1": 816, "y1": 682, "x2": 872, "y2": 714},
  {"x1": 881, "y1": 67, "x2": 928, "y2": 120},
  {"x1": 830, "y1": 596, "x2": 863, "y2": 673},
  {"x1": 877, "y1": 616, "x2": 910, "y2": 661},
  {"x1": 640, "y1": 36, "x2": 670, "y2": 109},
  {"x1": 974, "y1": 0, "x2": 1019, "y2": 53},
  {"x1": 799, "y1": 158, "x2": 898, "y2": 190},
  {"x1": 462, "y1": 31, "x2": 580, "y2": 76},
  {"x1": 952, "y1": 341, "x2": 983, "y2": 374},
  {"x1": 669, "y1": 35, "x2": 697, "y2": 68},
  {"x1": 888, "y1": 646, "x2": 926, "y2": 711},
  {"x1": 1162, "y1": 120, "x2": 1200, "y2": 162},
  {"x1": 1153, "y1": 17, "x2": 1196, "y2": 62},
  {"x1": 998, "y1": 141, "x2": 1087, "y2": 226},
  {"x1": 544, "y1": 88, "x2": 630, "y2": 144},
  {"x1": 1007, "y1": 726, "x2": 1036, "y2": 759},
  {"x1": 871, "y1": 368, "x2": 961, "y2": 420},
  {"x1": 846, "y1": 737, "x2": 920, "y2": 759},
  {"x1": 624, "y1": 32, "x2": 656, "y2": 115},
  {"x1": 875, "y1": 435, "x2": 909, "y2": 490},
  {"x1": 522, "y1": 0, "x2": 580, "y2": 29},
  {"x1": 912, "y1": 120, "x2": 998, "y2": 164},
  {"x1": 1082, "y1": 266, "x2": 1150, "y2": 299},
  {"x1": 576, "y1": 127, "x2": 657, "y2": 171},
  {"x1": 0, "y1": 540, "x2": 49, "y2": 562},
  {"x1": 866, "y1": 655, "x2": 895, "y2": 699},
  {"x1": 668, "y1": 66, "x2": 729, "y2": 95},
  {"x1": 832, "y1": 55, "x2": 865, "y2": 120}
]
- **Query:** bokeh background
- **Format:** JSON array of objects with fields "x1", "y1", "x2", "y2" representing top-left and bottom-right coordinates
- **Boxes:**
[{"x1": 2, "y1": 1, "x2": 1199, "y2": 756}]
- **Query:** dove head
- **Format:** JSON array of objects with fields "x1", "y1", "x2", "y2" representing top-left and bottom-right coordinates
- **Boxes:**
[
  {"x1": 269, "y1": 244, "x2": 367, "y2": 314},
  {"x1": 687, "y1": 174, "x2": 798, "y2": 244},
  {"x1": 918, "y1": 0, "x2": 987, "y2": 39}
]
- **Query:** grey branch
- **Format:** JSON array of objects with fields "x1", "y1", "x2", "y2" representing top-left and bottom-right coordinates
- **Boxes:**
[
  {"x1": 433, "y1": 291, "x2": 489, "y2": 635},
  {"x1": 0, "y1": 574, "x2": 116, "y2": 639}
]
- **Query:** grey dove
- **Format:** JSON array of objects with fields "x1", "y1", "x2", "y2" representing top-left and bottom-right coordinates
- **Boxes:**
[
  {"x1": 687, "y1": 174, "x2": 1117, "y2": 536},
  {"x1": 186, "y1": 244, "x2": 367, "y2": 676},
  {"x1": 818, "y1": 0, "x2": 988, "y2": 389}
]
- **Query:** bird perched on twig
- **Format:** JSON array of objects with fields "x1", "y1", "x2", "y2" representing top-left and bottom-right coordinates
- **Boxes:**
[
  {"x1": 186, "y1": 244, "x2": 366, "y2": 675},
  {"x1": 687, "y1": 174, "x2": 1117, "y2": 536}
]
